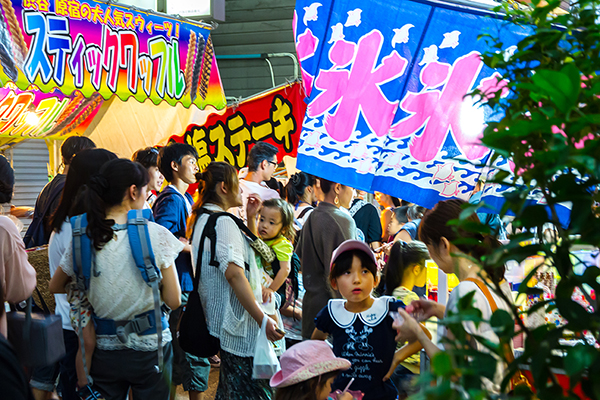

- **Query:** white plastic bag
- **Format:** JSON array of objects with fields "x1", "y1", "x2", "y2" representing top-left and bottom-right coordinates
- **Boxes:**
[{"x1": 252, "y1": 315, "x2": 281, "y2": 379}]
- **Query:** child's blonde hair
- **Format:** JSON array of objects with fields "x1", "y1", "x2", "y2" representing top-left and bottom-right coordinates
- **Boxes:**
[
  {"x1": 262, "y1": 198, "x2": 295, "y2": 242},
  {"x1": 384, "y1": 241, "x2": 429, "y2": 296}
]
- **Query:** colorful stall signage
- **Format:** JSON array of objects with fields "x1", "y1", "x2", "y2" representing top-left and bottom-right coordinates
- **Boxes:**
[
  {"x1": 294, "y1": 0, "x2": 533, "y2": 209},
  {"x1": 0, "y1": 83, "x2": 101, "y2": 138},
  {"x1": 170, "y1": 82, "x2": 306, "y2": 171},
  {"x1": 0, "y1": 0, "x2": 226, "y2": 110}
]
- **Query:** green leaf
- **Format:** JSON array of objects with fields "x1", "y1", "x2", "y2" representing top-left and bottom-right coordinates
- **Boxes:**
[
  {"x1": 520, "y1": 205, "x2": 550, "y2": 228},
  {"x1": 564, "y1": 344, "x2": 597, "y2": 376},
  {"x1": 431, "y1": 351, "x2": 454, "y2": 377},
  {"x1": 490, "y1": 309, "x2": 515, "y2": 336},
  {"x1": 531, "y1": 68, "x2": 578, "y2": 110}
]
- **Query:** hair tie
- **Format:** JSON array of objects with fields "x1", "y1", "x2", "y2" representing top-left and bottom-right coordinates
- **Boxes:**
[
  {"x1": 89, "y1": 175, "x2": 109, "y2": 194},
  {"x1": 290, "y1": 173, "x2": 301, "y2": 186},
  {"x1": 195, "y1": 171, "x2": 205, "y2": 182}
]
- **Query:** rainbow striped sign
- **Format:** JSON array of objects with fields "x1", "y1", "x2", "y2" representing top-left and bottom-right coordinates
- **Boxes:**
[{"x1": 0, "y1": 0, "x2": 226, "y2": 110}]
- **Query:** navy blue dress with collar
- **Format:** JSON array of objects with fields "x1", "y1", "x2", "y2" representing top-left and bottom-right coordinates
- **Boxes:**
[{"x1": 315, "y1": 296, "x2": 405, "y2": 400}]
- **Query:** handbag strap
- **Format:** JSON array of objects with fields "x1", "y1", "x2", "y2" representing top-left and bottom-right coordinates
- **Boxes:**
[
  {"x1": 34, "y1": 287, "x2": 51, "y2": 315},
  {"x1": 464, "y1": 278, "x2": 515, "y2": 364}
]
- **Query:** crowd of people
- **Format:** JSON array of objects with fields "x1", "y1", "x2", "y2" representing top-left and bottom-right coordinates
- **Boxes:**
[{"x1": 0, "y1": 137, "x2": 514, "y2": 400}]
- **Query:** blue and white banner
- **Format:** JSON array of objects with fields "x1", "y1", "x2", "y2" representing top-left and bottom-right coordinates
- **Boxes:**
[{"x1": 294, "y1": 0, "x2": 533, "y2": 210}]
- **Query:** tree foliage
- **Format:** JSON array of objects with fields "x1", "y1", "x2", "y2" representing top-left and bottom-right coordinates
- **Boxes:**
[{"x1": 417, "y1": 0, "x2": 600, "y2": 398}]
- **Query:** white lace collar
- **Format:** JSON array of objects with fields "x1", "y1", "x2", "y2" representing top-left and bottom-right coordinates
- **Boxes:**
[{"x1": 328, "y1": 296, "x2": 393, "y2": 328}]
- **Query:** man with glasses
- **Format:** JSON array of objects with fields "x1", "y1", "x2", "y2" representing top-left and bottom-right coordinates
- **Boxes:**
[{"x1": 230, "y1": 141, "x2": 280, "y2": 224}]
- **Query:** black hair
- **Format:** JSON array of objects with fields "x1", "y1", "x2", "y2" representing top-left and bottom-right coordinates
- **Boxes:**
[
  {"x1": 50, "y1": 149, "x2": 118, "y2": 233},
  {"x1": 265, "y1": 177, "x2": 282, "y2": 193},
  {"x1": 247, "y1": 141, "x2": 278, "y2": 172},
  {"x1": 132, "y1": 147, "x2": 159, "y2": 169},
  {"x1": 330, "y1": 249, "x2": 378, "y2": 283},
  {"x1": 419, "y1": 199, "x2": 504, "y2": 284},
  {"x1": 407, "y1": 205, "x2": 426, "y2": 221},
  {"x1": 274, "y1": 370, "x2": 340, "y2": 400},
  {"x1": 157, "y1": 143, "x2": 198, "y2": 182},
  {"x1": 187, "y1": 162, "x2": 238, "y2": 238},
  {"x1": 84, "y1": 159, "x2": 149, "y2": 250},
  {"x1": 284, "y1": 172, "x2": 316, "y2": 205},
  {"x1": 393, "y1": 206, "x2": 409, "y2": 224},
  {"x1": 0, "y1": 155, "x2": 14, "y2": 203},
  {"x1": 60, "y1": 136, "x2": 96, "y2": 166},
  {"x1": 384, "y1": 241, "x2": 430, "y2": 296}
]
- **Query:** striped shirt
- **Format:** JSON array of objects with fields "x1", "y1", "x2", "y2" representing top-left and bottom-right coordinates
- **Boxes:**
[{"x1": 191, "y1": 203, "x2": 263, "y2": 358}]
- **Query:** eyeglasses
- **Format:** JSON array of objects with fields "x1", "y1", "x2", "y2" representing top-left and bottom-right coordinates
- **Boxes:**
[{"x1": 267, "y1": 160, "x2": 277, "y2": 167}]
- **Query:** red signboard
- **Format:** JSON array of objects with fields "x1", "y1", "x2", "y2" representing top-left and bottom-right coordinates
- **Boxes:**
[{"x1": 170, "y1": 82, "x2": 307, "y2": 170}]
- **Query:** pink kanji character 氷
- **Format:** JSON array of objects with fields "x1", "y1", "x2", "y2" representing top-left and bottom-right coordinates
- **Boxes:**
[
  {"x1": 308, "y1": 30, "x2": 408, "y2": 142},
  {"x1": 390, "y1": 51, "x2": 503, "y2": 162}
]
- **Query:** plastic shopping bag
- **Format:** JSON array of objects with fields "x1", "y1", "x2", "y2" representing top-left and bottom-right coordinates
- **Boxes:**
[{"x1": 252, "y1": 315, "x2": 281, "y2": 380}]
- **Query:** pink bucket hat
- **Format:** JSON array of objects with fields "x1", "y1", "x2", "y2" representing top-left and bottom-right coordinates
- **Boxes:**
[
  {"x1": 330, "y1": 239, "x2": 377, "y2": 271},
  {"x1": 270, "y1": 340, "x2": 351, "y2": 388}
]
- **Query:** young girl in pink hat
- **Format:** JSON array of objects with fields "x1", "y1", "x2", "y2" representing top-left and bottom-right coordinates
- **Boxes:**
[
  {"x1": 270, "y1": 340, "x2": 354, "y2": 400},
  {"x1": 312, "y1": 240, "x2": 426, "y2": 400}
]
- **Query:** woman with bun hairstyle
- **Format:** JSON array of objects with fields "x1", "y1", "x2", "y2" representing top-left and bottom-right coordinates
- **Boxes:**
[
  {"x1": 131, "y1": 147, "x2": 164, "y2": 209},
  {"x1": 50, "y1": 159, "x2": 183, "y2": 400},
  {"x1": 392, "y1": 199, "x2": 511, "y2": 394},
  {"x1": 188, "y1": 162, "x2": 284, "y2": 400},
  {"x1": 283, "y1": 172, "x2": 317, "y2": 230},
  {"x1": 296, "y1": 177, "x2": 357, "y2": 340}
]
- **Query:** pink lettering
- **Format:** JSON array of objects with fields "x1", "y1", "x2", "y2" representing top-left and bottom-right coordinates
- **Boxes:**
[
  {"x1": 308, "y1": 30, "x2": 408, "y2": 142},
  {"x1": 390, "y1": 51, "x2": 490, "y2": 162}
]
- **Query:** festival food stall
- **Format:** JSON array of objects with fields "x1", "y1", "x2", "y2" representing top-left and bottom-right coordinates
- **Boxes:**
[{"x1": 0, "y1": 0, "x2": 227, "y2": 166}]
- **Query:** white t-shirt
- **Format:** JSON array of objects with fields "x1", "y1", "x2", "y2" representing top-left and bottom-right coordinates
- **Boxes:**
[
  {"x1": 229, "y1": 179, "x2": 279, "y2": 223},
  {"x1": 442, "y1": 280, "x2": 513, "y2": 394},
  {"x1": 48, "y1": 221, "x2": 73, "y2": 331},
  {"x1": 59, "y1": 221, "x2": 184, "y2": 351}
]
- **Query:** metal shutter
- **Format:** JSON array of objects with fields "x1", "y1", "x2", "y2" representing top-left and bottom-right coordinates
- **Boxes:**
[{"x1": 5, "y1": 140, "x2": 50, "y2": 236}]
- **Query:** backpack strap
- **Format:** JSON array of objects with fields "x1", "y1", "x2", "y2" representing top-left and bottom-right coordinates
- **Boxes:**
[
  {"x1": 127, "y1": 209, "x2": 161, "y2": 285},
  {"x1": 126, "y1": 208, "x2": 164, "y2": 373},
  {"x1": 70, "y1": 214, "x2": 94, "y2": 386},
  {"x1": 71, "y1": 210, "x2": 166, "y2": 375},
  {"x1": 71, "y1": 214, "x2": 94, "y2": 291},
  {"x1": 297, "y1": 206, "x2": 314, "y2": 220},
  {"x1": 191, "y1": 207, "x2": 258, "y2": 295}
]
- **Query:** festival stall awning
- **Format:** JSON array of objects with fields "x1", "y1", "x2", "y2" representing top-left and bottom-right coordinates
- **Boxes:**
[
  {"x1": 293, "y1": 0, "x2": 532, "y2": 209},
  {"x1": 0, "y1": 83, "x2": 102, "y2": 148},
  {"x1": 0, "y1": 0, "x2": 226, "y2": 149},
  {"x1": 169, "y1": 81, "x2": 306, "y2": 171}
]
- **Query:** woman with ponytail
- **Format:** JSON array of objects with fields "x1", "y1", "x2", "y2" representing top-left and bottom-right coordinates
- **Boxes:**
[
  {"x1": 296, "y1": 177, "x2": 357, "y2": 340},
  {"x1": 188, "y1": 162, "x2": 284, "y2": 400},
  {"x1": 50, "y1": 158, "x2": 183, "y2": 400},
  {"x1": 38, "y1": 148, "x2": 117, "y2": 400},
  {"x1": 383, "y1": 241, "x2": 430, "y2": 398},
  {"x1": 283, "y1": 172, "x2": 317, "y2": 228},
  {"x1": 391, "y1": 199, "x2": 511, "y2": 394}
]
